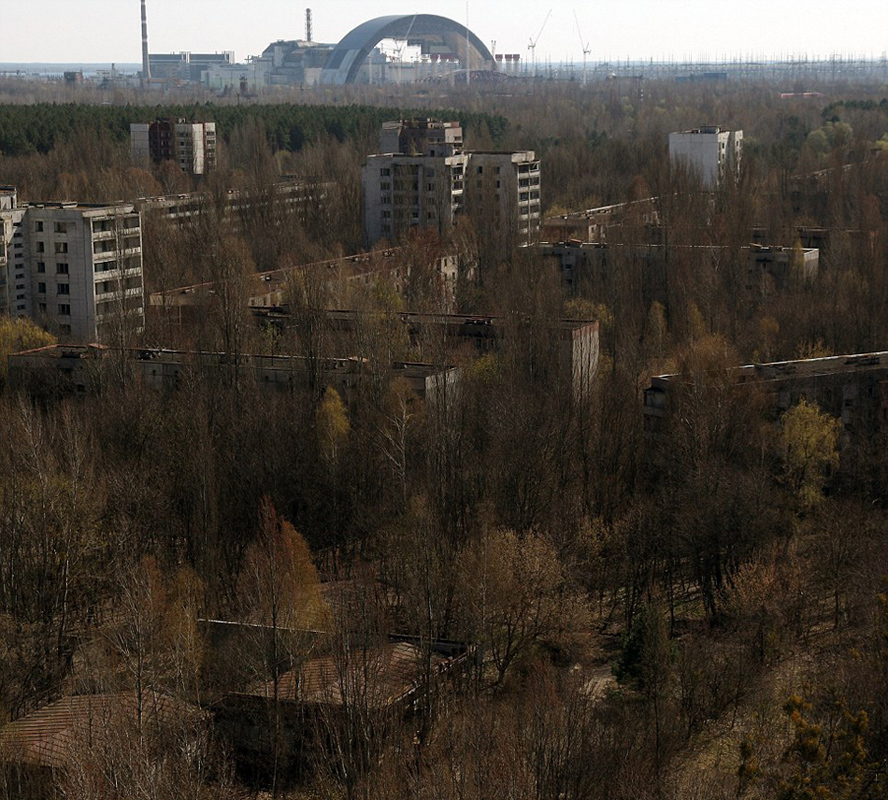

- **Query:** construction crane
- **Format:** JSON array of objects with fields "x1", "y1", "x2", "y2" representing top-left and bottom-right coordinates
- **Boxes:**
[
  {"x1": 574, "y1": 10, "x2": 591, "y2": 86},
  {"x1": 392, "y1": 14, "x2": 418, "y2": 85},
  {"x1": 527, "y1": 9, "x2": 552, "y2": 79}
]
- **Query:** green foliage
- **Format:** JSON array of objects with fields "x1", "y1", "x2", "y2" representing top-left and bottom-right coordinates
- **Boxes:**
[
  {"x1": 821, "y1": 98, "x2": 888, "y2": 120},
  {"x1": 0, "y1": 317, "x2": 55, "y2": 384},
  {"x1": 780, "y1": 399, "x2": 841, "y2": 512},
  {"x1": 586, "y1": 130, "x2": 608, "y2": 151},
  {"x1": 562, "y1": 297, "x2": 596, "y2": 320},
  {"x1": 806, "y1": 121, "x2": 853, "y2": 154},
  {"x1": 0, "y1": 103, "x2": 509, "y2": 157},
  {"x1": 467, "y1": 352, "x2": 499, "y2": 383}
]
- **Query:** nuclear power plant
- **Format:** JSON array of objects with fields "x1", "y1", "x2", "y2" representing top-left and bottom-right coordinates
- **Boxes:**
[{"x1": 137, "y1": 2, "x2": 515, "y2": 90}]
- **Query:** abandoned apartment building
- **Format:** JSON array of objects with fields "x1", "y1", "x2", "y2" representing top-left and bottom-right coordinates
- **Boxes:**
[
  {"x1": 6, "y1": 343, "x2": 460, "y2": 406},
  {"x1": 645, "y1": 350, "x2": 888, "y2": 430}
]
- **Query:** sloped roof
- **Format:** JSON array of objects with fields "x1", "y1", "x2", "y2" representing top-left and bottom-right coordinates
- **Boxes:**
[
  {"x1": 0, "y1": 692, "x2": 197, "y2": 770},
  {"x1": 244, "y1": 641, "x2": 449, "y2": 709}
]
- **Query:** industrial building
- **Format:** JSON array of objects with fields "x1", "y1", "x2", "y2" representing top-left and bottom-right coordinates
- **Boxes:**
[
  {"x1": 318, "y1": 14, "x2": 495, "y2": 85},
  {"x1": 130, "y1": 119, "x2": 217, "y2": 175},
  {"x1": 136, "y1": 6, "x2": 495, "y2": 89},
  {"x1": 0, "y1": 188, "x2": 144, "y2": 342},
  {"x1": 668, "y1": 126, "x2": 743, "y2": 188},
  {"x1": 147, "y1": 51, "x2": 235, "y2": 83},
  {"x1": 363, "y1": 119, "x2": 540, "y2": 247},
  {"x1": 245, "y1": 37, "x2": 367, "y2": 88}
]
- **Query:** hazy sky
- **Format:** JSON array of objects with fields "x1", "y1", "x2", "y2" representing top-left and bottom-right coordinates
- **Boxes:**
[{"x1": 3, "y1": 1, "x2": 887, "y2": 64}]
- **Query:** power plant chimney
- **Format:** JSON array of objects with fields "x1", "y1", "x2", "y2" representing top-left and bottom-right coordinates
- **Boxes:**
[
  {"x1": 141, "y1": 0, "x2": 151, "y2": 81},
  {"x1": 305, "y1": 8, "x2": 312, "y2": 43}
]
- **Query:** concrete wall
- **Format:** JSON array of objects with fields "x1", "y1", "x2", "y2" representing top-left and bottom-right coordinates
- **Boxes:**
[
  {"x1": 669, "y1": 128, "x2": 742, "y2": 188},
  {"x1": 363, "y1": 153, "x2": 465, "y2": 245},
  {"x1": 2, "y1": 203, "x2": 144, "y2": 342}
]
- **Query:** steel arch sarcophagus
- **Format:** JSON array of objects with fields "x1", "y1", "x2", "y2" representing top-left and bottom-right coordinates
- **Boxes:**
[{"x1": 320, "y1": 14, "x2": 494, "y2": 85}]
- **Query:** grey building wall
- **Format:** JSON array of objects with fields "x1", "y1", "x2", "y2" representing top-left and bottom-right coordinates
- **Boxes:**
[
  {"x1": 363, "y1": 153, "x2": 467, "y2": 245},
  {"x1": 669, "y1": 127, "x2": 743, "y2": 188},
  {"x1": 1, "y1": 198, "x2": 144, "y2": 342},
  {"x1": 363, "y1": 148, "x2": 538, "y2": 247}
]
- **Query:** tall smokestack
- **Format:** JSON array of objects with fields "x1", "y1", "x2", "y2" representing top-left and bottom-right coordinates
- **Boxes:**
[
  {"x1": 305, "y1": 8, "x2": 312, "y2": 43},
  {"x1": 141, "y1": 0, "x2": 151, "y2": 81}
]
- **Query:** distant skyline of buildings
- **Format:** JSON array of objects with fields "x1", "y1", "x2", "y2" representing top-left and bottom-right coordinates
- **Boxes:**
[{"x1": 3, "y1": 1, "x2": 887, "y2": 76}]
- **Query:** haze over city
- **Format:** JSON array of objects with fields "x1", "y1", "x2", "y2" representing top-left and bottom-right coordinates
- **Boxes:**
[{"x1": 4, "y1": 0, "x2": 888, "y2": 65}]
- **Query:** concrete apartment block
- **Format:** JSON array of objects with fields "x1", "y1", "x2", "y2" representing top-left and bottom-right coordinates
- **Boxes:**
[
  {"x1": 131, "y1": 118, "x2": 217, "y2": 175},
  {"x1": 363, "y1": 119, "x2": 541, "y2": 246},
  {"x1": 669, "y1": 126, "x2": 743, "y2": 188},
  {"x1": 0, "y1": 191, "x2": 144, "y2": 342}
]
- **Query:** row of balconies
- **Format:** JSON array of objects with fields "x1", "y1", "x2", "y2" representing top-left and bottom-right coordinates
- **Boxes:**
[
  {"x1": 95, "y1": 285, "x2": 144, "y2": 305},
  {"x1": 95, "y1": 287, "x2": 143, "y2": 304},
  {"x1": 94, "y1": 246, "x2": 141, "y2": 261},
  {"x1": 91, "y1": 226, "x2": 140, "y2": 241},
  {"x1": 94, "y1": 262, "x2": 142, "y2": 276}
]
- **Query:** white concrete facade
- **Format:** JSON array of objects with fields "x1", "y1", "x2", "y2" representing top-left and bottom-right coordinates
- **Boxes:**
[
  {"x1": 0, "y1": 193, "x2": 144, "y2": 342},
  {"x1": 0, "y1": 186, "x2": 26, "y2": 319},
  {"x1": 669, "y1": 127, "x2": 743, "y2": 188}
]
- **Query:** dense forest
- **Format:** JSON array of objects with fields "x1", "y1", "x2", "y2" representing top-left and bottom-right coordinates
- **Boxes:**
[
  {"x1": 0, "y1": 102, "x2": 510, "y2": 157},
  {"x1": 1, "y1": 77, "x2": 888, "y2": 800}
]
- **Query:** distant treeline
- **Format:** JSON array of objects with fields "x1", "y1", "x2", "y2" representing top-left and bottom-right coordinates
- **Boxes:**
[
  {"x1": 0, "y1": 103, "x2": 510, "y2": 157},
  {"x1": 822, "y1": 97, "x2": 888, "y2": 120}
]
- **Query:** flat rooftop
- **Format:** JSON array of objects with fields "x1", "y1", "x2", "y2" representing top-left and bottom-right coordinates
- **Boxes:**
[
  {"x1": 314, "y1": 308, "x2": 598, "y2": 333},
  {"x1": 650, "y1": 351, "x2": 888, "y2": 388},
  {"x1": 673, "y1": 126, "x2": 726, "y2": 134},
  {"x1": 9, "y1": 343, "x2": 451, "y2": 375},
  {"x1": 23, "y1": 201, "x2": 136, "y2": 212}
]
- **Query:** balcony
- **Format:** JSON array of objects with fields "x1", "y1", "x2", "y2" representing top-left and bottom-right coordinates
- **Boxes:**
[{"x1": 92, "y1": 226, "x2": 140, "y2": 241}]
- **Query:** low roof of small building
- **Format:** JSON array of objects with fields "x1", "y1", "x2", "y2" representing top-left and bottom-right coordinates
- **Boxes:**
[
  {"x1": 240, "y1": 640, "x2": 452, "y2": 709},
  {"x1": 0, "y1": 692, "x2": 198, "y2": 770}
]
